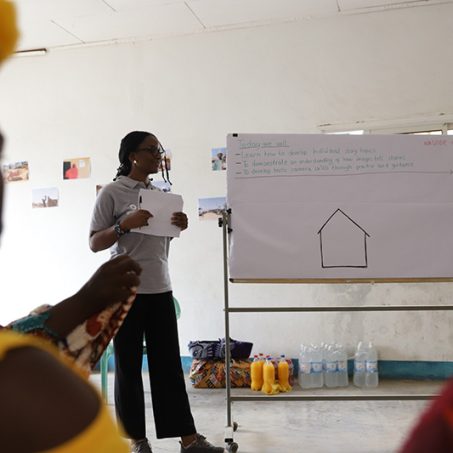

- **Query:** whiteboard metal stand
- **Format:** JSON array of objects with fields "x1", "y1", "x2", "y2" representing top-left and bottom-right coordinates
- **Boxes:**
[
  {"x1": 219, "y1": 210, "x2": 453, "y2": 452},
  {"x1": 219, "y1": 209, "x2": 238, "y2": 453}
]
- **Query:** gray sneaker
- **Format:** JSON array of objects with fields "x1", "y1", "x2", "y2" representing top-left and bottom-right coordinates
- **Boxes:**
[
  {"x1": 180, "y1": 433, "x2": 226, "y2": 453},
  {"x1": 131, "y1": 438, "x2": 153, "y2": 453}
]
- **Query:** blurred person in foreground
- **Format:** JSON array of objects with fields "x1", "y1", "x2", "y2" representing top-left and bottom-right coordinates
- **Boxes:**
[
  {"x1": 0, "y1": 2, "x2": 142, "y2": 451},
  {"x1": 399, "y1": 378, "x2": 453, "y2": 453}
]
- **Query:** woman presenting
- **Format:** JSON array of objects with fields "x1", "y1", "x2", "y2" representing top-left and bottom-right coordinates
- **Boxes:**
[{"x1": 89, "y1": 131, "x2": 224, "y2": 453}]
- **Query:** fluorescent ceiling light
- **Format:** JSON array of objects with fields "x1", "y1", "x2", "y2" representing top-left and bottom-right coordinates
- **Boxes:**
[{"x1": 14, "y1": 48, "x2": 48, "y2": 57}]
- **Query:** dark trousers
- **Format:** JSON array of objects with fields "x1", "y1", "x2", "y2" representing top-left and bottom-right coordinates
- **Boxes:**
[{"x1": 113, "y1": 292, "x2": 196, "y2": 439}]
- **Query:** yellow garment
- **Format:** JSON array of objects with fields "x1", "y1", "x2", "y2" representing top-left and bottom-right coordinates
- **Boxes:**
[
  {"x1": 0, "y1": 330, "x2": 128, "y2": 453},
  {"x1": 0, "y1": 0, "x2": 19, "y2": 63}
]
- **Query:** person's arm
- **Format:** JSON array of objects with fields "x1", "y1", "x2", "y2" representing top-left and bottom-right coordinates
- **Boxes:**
[
  {"x1": 44, "y1": 255, "x2": 141, "y2": 338},
  {"x1": 8, "y1": 255, "x2": 141, "y2": 340},
  {"x1": 89, "y1": 209, "x2": 153, "y2": 252},
  {"x1": 7, "y1": 255, "x2": 142, "y2": 372},
  {"x1": 89, "y1": 224, "x2": 121, "y2": 252}
]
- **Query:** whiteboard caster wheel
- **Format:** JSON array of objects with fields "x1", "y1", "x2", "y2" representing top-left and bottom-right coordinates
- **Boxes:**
[
  {"x1": 233, "y1": 422, "x2": 238, "y2": 432},
  {"x1": 226, "y1": 442, "x2": 238, "y2": 452}
]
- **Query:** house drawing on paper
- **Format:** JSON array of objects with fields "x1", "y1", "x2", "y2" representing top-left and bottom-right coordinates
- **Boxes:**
[{"x1": 318, "y1": 209, "x2": 370, "y2": 268}]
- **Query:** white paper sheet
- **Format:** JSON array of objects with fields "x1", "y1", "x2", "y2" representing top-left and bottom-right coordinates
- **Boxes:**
[{"x1": 132, "y1": 189, "x2": 184, "y2": 238}]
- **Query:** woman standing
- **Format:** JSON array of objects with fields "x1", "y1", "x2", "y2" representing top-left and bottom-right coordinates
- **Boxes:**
[{"x1": 89, "y1": 131, "x2": 225, "y2": 453}]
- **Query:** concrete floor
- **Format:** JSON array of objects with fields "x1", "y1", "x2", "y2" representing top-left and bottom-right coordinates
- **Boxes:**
[{"x1": 90, "y1": 373, "x2": 443, "y2": 453}]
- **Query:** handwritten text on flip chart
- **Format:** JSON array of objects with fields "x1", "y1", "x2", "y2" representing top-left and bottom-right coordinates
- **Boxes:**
[{"x1": 232, "y1": 139, "x2": 453, "y2": 178}]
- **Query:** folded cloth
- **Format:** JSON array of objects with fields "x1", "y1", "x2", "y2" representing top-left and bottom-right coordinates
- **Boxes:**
[
  {"x1": 188, "y1": 337, "x2": 253, "y2": 360},
  {"x1": 218, "y1": 337, "x2": 253, "y2": 359},
  {"x1": 188, "y1": 340, "x2": 219, "y2": 359}
]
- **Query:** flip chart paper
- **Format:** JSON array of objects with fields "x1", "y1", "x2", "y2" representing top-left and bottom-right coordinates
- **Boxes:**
[{"x1": 227, "y1": 134, "x2": 453, "y2": 280}]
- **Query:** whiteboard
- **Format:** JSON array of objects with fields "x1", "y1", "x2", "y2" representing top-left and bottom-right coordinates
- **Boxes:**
[{"x1": 226, "y1": 133, "x2": 453, "y2": 281}]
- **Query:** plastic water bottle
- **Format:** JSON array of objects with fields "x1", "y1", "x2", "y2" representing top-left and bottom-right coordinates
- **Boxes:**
[
  {"x1": 262, "y1": 357, "x2": 275, "y2": 394},
  {"x1": 336, "y1": 344, "x2": 349, "y2": 387},
  {"x1": 353, "y1": 341, "x2": 368, "y2": 388},
  {"x1": 311, "y1": 344, "x2": 324, "y2": 388},
  {"x1": 299, "y1": 345, "x2": 312, "y2": 389},
  {"x1": 278, "y1": 354, "x2": 291, "y2": 392},
  {"x1": 365, "y1": 342, "x2": 379, "y2": 388},
  {"x1": 250, "y1": 354, "x2": 263, "y2": 391},
  {"x1": 324, "y1": 344, "x2": 338, "y2": 388},
  {"x1": 320, "y1": 343, "x2": 327, "y2": 382}
]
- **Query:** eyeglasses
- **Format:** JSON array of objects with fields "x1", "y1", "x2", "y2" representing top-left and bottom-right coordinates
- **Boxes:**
[
  {"x1": 137, "y1": 141, "x2": 172, "y2": 185},
  {"x1": 137, "y1": 143, "x2": 165, "y2": 157}
]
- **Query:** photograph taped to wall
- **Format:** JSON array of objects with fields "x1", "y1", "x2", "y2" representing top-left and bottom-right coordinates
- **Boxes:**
[
  {"x1": 211, "y1": 147, "x2": 227, "y2": 171},
  {"x1": 227, "y1": 133, "x2": 453, "y2": 280},
  {"x1": 63, "y1": 157, "x2": 91, "y2": 180},
  {"x1": 32, "y1": 187, "x2": 59, "y2": 209},
  {"x1": 198, "y1": 196, "x2": 226, "y2": 221},
  {"x1": 2, "y1": 161, "x2": 29, "y2": 183}
]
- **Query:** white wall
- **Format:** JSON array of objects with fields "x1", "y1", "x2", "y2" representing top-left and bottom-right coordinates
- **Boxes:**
[{"x1": 1, "y1": 4, "x2": 453, "y2": 360}]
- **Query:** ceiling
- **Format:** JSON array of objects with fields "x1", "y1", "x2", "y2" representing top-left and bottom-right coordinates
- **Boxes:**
[{"x1": 14, "y1": 0, "x2": 453, "y2": 52}]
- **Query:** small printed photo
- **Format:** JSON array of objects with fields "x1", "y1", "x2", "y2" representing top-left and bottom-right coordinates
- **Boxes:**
[
  {"x1": 96, "y1": 184, "x2": 105, "y2": 196},
  {"x1": 158, "y1": 149, "x2": 172, "y2": 172},
  {"x1": 198, "y1": 196, "x2": 227, "y2": 221},
  {"x1": 211, "y1": 147, "x2": 227, "y2": 171},
  {"x1": 63, "y1": 157, "x2": 91, "y2": 180},
  {"x1": 2, "y1": 161, "x2": 29, "y2": 183},
  {"x1": 32, "y1": 187, "x2": 59, "y2": 209},
  {"x1": 152, "y1": 180, "x2": 172, "y2": 193}
]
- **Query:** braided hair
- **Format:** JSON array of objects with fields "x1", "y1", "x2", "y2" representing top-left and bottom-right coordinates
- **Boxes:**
[
  {"x1": 115, "y1": 131, "x2": 151, "y2": 180},
  {"x1": 114, "y1": 131, "x2": 172, "y2": 183}
]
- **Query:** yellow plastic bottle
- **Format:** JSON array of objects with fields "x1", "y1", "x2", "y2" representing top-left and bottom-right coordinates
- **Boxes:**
[
  {"x1": 278, "y1": 354, "x2": 292, "y2": 392},
  {"x1": 261, "y1": 358, "x2": 276, "y2": 394},
  {"x1": 250, "y1": 355, "x2": 263, "y2": 391}
]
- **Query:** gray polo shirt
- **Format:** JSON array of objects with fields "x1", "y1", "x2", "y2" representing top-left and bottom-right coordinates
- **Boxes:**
[{"x1": 90, "y1": 175, "x2": 172, "y2": 294}]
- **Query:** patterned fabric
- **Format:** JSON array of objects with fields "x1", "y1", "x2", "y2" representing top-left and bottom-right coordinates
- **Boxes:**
[
  {"x1": 189, "y1": 359, "x2": 252, "y2": 388},
  {"x1": 218, "y1": 337, "x2": 253, "y2": 359},
  {"x1": 187, "y1": 340, "x2": 218, "y2": 359},
  {"x1": 189, "y1": 358, "x2": 295, "y2": 389},
  {"x1": 4, "y1": 299, "x2": 134, "y2": 375}
]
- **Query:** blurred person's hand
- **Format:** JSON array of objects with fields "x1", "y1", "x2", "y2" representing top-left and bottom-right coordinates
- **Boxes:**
[{"x1": 77, "y1": 255, "x2": 142, "y2": 312}]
